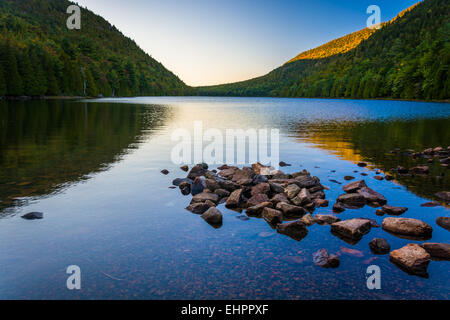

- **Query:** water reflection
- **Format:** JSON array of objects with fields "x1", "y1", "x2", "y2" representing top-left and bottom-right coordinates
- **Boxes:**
[
  {"x1": 0, "y1": 99, "x2": 172, "y2": 216},
  {"x1": 291, "y1": 119, "x2": 450, "y2": 201}
]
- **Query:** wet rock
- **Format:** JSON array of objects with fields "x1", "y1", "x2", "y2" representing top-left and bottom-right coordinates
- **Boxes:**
[
  {"x1": 172, "y1": 178, "x2": 192, "y2": 186},
  {"x1": 342, "y1": 180, "x2": 367, "y2": 193},
  {"x1": 357, "y1": 218, "x2": 380, "y2": 228},
  {"x1": 201, "y1": 207, "x2": 223, "y2": 225},
  {"x1": 300, "y1": 213, "x2": 315, "y2": 226},
  {"x1": 313, "y1": 198, "x2": 329, "y2": 208},
  {"x1": 333, "y1": 202, "x2": 346, "y2": 213},
  {"x1": 161, "y1": 169, "x2": 169, "y2": 175},
  {"x1": 214, "y1": 189, "x2": 230, "y2": 198},
  {"x1": 369, "y1": 238, "x2": 391, "y2": 254},
  {"x1": 344, "y1": 176, "x2": 355, "y2": 181},
  {"x1": 337, "y1": 193, "x2": 366, "y2": 208},
  {"x1": 310, "y1": 190, "x2": 325, "y2": 200},
  {"x1": 276, "y1": 202, "x2": 306, "y2": 217},
  {"x1": 246, "y1": 202, "x2": 273, "y2": 217},
  {"x1": 410, "y1": 166, "x2": 429, "y2": 174},
  {"x1": 420, "y1": 201, "x2": 441, "y2": 207},
  {"x1": 331, "y1": 218, "x2": 372, "y2": 241},
  {"x1": 247, "y1": 194, "x2": 270, "y2": 207},
  {"x1": 382, "y1": 217, "x2": 433, "y2": 238},
  {"x1": 381, "y1": 205, "x2": 408, "y2": 216},
  {"x1": 285, "y1": 184, "x2": 301, "y2": 199},
  {"x1": 315, "y1": 214, "x2": 341, "y2": 225},
  {"x1": 357, "y1": 162, "x2": 367, "y2": 167},
  {"x1": 179, "y1": 181, "x2": 191, "y2": 195},
  {"x1": 375, "y1": 209, "x2": 385, "y2": 216},
  {"x1": 219, "y1": 180, "x2": 240, "y2": 192},
  {"x1": 291, "y1": 188, "x2": 312, "y2": 206},
  {"x1": 313, "y1": 249, "x2": 340, "y2": 268},
  {"x1": 262, "y1": 208, "x2": 283, "y2": 226},
  {"x1": 293, "y1": 175, "x2": 319, "y2": 189},
  {"x1": 385, "y1": 175, "x2": 394, "y2": 181},
  {"x1": 279, "y1": 161, "x2": 291, "y2": 167},
  {"x1": 357, "y1": 187, "x2": 387, "y2": 205},
  {"x1": 236, "y1": 214, "x2": 250, "y2": 221},
  {"x1": 191, "y1": 177, "x2": 207, "y2": 195},
  {"x1": 270, "y1": 193, "x2": 289, "y2": 205},
  {"x1": 205, "y1": 178, "x2": 221, "y2": 192},
  {"x1": 373, "y1": 176, "x2": 384, "y2": 181},
  {"x1": 186, "y1": 202, "x2": 211, "y2": 214},
  {"x1": 390, "y1": 244, "x2": 430, "y2": 276},
  {"x1": 180, "y1": 165, "x2": 189, "y2": 172},
  {"x1": 252, "y1": 174, "x2": 268, "y2": 184},
  {"x1": 276, "y1": 221, "x2": 308, "y2": 241},
  {"x1": 192, "y1": 192, "x2": 219, "y2": 204},
  {"x1": 269, "y1": 182, "x2": 284, "y2": 194},
  {"x1": 21, "y1": 212, "x2": 43, "y2": 220},
  {"x1": 436, "y1": 217, "x2": 450, "y2": 231},
  {"x1": 252, "y1": 162, "x2": 275, "y2": 175},
  {"x1": 361, "y1": 173, "x2": 368, "y2": 176},
  {"x1": 236, "y1": 178, "x2": 253, "y2": 186},
  {"x1": 329, "y1": 179, "x2": 341, "y2": 184},
  {"x1": 219, "y1": 167, "x2": 239, "y2": 179},
  {"x1": 225, "y1": 189, "x2": 243, "y2": 208},
  {"x1": 251, "y1": 183, "x2": 270, "y2": 196},
  {"x1": 420, "y1": 243, "x2": 450, "y2": 260},
  {"x1": 187, "y1": 164, "x2": 208, "y2": 179},
  {"x1": 231, "y1": 167, "x2": 255, "y2": 183},
  {"x1": 435, "y1": 191, "x2": 450, "y2": 202}
]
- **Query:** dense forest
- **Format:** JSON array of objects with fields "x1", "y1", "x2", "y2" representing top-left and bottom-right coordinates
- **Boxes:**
[
  {"x1": 0, "y1": 0, "x2": 188, "y2": 97},
  {"x1": 198, "y1": 0, "x2": 449, "y2": 101}
]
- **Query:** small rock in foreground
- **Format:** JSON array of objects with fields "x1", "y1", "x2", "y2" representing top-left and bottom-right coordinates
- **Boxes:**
[
  {"x1": 390, "y1": 243, "x2": 430, "y2": 277},
  {"x1": 369, "y1": 238, "x2": 391, "y2": 254},
  {"x1": 382, "y1": 217, "x2": 432, "y2": 238},
  {"x1": 313, "y1": 249, "x2": 340, "y2": 268},
  {"x1": 420, "y1": 243, "x2": 450, "y2": 260},
  {"x1": 201, "y1": 207, "x2": 223, "y2": 226},
  {"x1": 21, "y1": 212, "x2": 43, "y2": 220}
]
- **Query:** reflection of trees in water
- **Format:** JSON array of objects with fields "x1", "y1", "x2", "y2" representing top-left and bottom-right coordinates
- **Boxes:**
[
  {"x1": 291, "y1": 119, "x2": 450, "y2": 201},
  {"x1": 0, "y1": 99, "x2": 172, "y2": 217}
]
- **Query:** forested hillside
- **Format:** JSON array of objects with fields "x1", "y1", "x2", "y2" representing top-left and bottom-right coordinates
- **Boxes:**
[
  {"x1": 198, "y1": 0, "x2": 449, "y2": 101},
  {"x1": 0, "y1": 0, "x2": 188, "y2": 97}
]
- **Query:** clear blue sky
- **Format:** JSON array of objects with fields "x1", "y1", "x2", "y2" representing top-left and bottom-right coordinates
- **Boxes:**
[{"x1": 75, "y1": 0, "x2": 419, "y2": 86}]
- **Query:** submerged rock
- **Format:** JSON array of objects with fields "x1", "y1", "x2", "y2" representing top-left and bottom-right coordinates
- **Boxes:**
[
  {"x1": 313, "y1": 249, "x2": 340, "y2": 268},
  {"x1": 420, "y1": 243, "x2": 450, "y2": 260},
  {"x1": 21, "y1": 212, "x2": 43, "y2": 220},
  {"x1": 276, "y1": 220, "x2": 308, "y2": 241},
  {"x1": 382, "y1": 217, "x2": 433, "y2": 238},
  {"x1": 336, "y1": 193, "x2": 366, "y2": 208},
  {"x1": 420, "y1": 201, "x2": 441, "y2": 207},
  {"x1": 331, "y1": 218, "x2": 372, "y2": 241},
  {"x1": 435, "y1": 191, "x2": 450, "y2": 202},
  {"x1": 369, "y1": 238, "x2": 391, "y2": 254},
  {"x1": 315, "y1": 214, "x2": 341, "y2": 225},
  {"x1": 390, "y1": 244, "x2": 431, "y2": 276},
  {"x1": 436, "y1": 216, "x2": 450, "y2": 231},
  {"x1": 161, "y1": 169, "x2": 169, "y2": 175},
  {"x1": 357, "y1": 187, "x2": 387, "y2": 205}
]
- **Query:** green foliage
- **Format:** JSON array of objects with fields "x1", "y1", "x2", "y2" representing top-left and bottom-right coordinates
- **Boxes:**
[
  {"x1": 0, "y1": 0, "x2": 188, "y2": 97},
  {"x1": 198, "y1": 0, "x2": 449, "y2": 101}
]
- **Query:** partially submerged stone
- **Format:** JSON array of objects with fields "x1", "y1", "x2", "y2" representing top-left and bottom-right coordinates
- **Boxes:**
[
  {"x1": 186, "y1": 202, "x2": 211, "y2": 214},
  {"x1": 191, "y1": 192, "x2": 219, "y2": 204},
  {"x1": 381, "y1": 205, "x2": 408, "y2": 216},
  {"x1": 436, "y1": 216, "x2": 450, "y2": 231},
  {"x1": 420, "y1": 243, "x2": 450, "y2": 260},
  {"x1": 300, "y1": 213, "x2": 315, "y2": 226},
  {"x1": 21, "y1": 212, "x2": 43, "y2": 220},
  {"x1": 276, "y1": 220, "x2": 308, "y2": 241},
  {"x1": 390, "y1": 243, "x2": 431, "y2": 276},
  {"x1": 331, "y1": 218, "x2": 372, "y2": 241},
  {"x1": 369, "y1": 238, "x2": 391, "y2": 254},
  {"x1": 343, "y1": 180, "x2": 367, "y2": 193},
  {"x1": 382, "y1": 217, "x2": 433, "y2": 239},
  {"x1": 336, "y1": 193, "x2": 366, "y2": 208},
  {"x1": 315, "y1": 214, "x2": 341, "y2": 225},
  {"x1": 332, "y1": 202, "x2": 346, "y2": 213},
  {"x1": 246, "y1": 202, "x2": 273, "y2": 217},
  {"x1": 201, "y1": 207, "x2": 223, "y2": 226},
  {"x1": 262, "y1": 208, "x2": 283, "y2": 226},
  {"x1": 276, "y1": 202, "x2": 306, "y2": 217},
  {"x1": 357, "y1": 187, "x2": 387, "y2": 205},
  {"x1": 313, "y1": 249, "x2": 340, "y2": 268},
  {"x1": 225, "y1": 189, "x2": 243, "y2": 208}
]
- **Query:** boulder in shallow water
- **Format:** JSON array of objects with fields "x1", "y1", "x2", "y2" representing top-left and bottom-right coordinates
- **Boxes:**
[
  {"x1": 276, "y1": 202, "x2": 306, "y2": 217},
  {"x1": 342, "y1": 180, "x2": 367, "y2": 193},
  {"x1": 369, "y1": 238, "x2": 391, "y2": 254},
  {"x1": 331, "y1": 218, "x2": 372, "y2": 241},
  {"x1": 390, "y1": 243, "x2": 430, "y2": 276},
  {"x1": 246, "y1": 193, "x2": 270, "y2": 207},
  {"x1": 191, "y1": 192, "x2": 219, "y2": 204},
  {"x1": 300, "y1": 213, "x2": 315, "y2": 226},
  {"x1": 246, "y1": 202, "x2": 273, "y2": 217},
  {"x1": 357, "y1": 187, "x2": 387, "y2": 205},
  {"x1": 276, "y1": 220, "x2": 308, "y2": 241},
  {"x1": 201, "y1": 207, "x2": 223, "y2": 226},
  {"x1": 333, "y1": 202, "x2": 346, "y2": 213},
  {"x1": 315, "y1": 214, "x2": 341, "y2": 225},
  {"x1": 381, "y1": 205, "x2": 408, "y2": 216},
  {"x1": 225, "y1": 189, "x2": 243, "y2": 208},
  {"x1": 336, "y1": 193, "x2": 366, "y2": 208},
  {"x1": 21, "y1": 212, "x2": 43, "y2": 220},
  {"x1": 420, "y1": 243, "x2": 450, "y2": 260},
  {"x1": 436, "y1": 216, "x2": 450, "y2": 231},
  {"x1": 262, "y1": 208, "x2": 283, "y2": 226},
  {"x1": 382, "y1": 217, "x2": 432, "y2": 238},
  {"x1": 185, "y1": 202, "x2": 211, "y2": 214},
  {"x1": 435, "y1": 191, "x2": 450, "y2": 202}
]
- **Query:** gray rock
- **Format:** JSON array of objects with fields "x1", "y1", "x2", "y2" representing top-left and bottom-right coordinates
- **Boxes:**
[
  {"x1": 357, "y1": 187, "x2": 387, "y2": 205},
  {"x1": 313, "y1": 249, "x2": 340, "y2": 268},
  {"x1": 21, "y1": 212, "x2": 43, "y2": 220},
  {"x1": 191, "y1": 177, "x2": 206, "y2": 195},
  {"x1": 337, "y1": 193, "x2": 366, "y2": 208}
]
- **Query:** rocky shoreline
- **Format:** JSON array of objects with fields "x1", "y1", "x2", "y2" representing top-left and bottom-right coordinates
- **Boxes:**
[{"x1": 167, "y1": 152, "x2": 449, "y2": 277}]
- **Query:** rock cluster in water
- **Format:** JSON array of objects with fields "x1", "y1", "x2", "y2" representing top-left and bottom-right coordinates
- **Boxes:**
[{"x1": 167, "y1": 160, "x2": 449, "y2": 277}]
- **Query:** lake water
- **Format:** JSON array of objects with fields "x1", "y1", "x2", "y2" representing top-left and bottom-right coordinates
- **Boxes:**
[{"x1": 0, "y1": 97, "x2": 449, "y2": 299}]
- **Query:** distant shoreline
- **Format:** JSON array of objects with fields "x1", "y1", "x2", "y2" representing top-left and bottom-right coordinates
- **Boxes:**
[{"x1": 1, "y1": 95, "x2": 449, "y2": 104}]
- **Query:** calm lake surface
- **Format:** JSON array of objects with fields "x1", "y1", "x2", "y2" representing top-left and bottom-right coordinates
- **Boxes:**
[{"x1": 0, "y1": 97, "x2": 449, "y2": 299}]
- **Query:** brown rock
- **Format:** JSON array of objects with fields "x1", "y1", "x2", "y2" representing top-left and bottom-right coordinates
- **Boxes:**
[
  {"x1": 381, "y1": 205, "x2": 408, "y2": 216},
  {"x1": 201, "y1": 207, "x2": 223, "y2": 225},
  {"x1": 333, "y1": 202, "x2": 346, "y2": 213},
  {"x1": 369, "y1": 238, "x2": 391, "y2": 254},
  {"x1": 420, "y1": 201, "x2": 441, "y2": 207},
  {"x1": 357, "y1": 187, "x2": 387, "y2": 205},
  {"x1": 337, "y1": 193, "x2": 366, "y2": 208},
  {"x1": 420, "y1": 243, "x2": 450, "y2": 260},
  {"x1": 269, "y1": 182, "x2": 284, "y2": 194},
  {"x1": 382, "y1": 217, "x2": 433, "y2": 238},
  {"x1": 214, "y1": 188, "x2": 230, "y2": 198},
  {"x1": 300, "y1": 213, "x2": 315, "y2": 226},
  {"x1": 191, "y1": 192, "x2": 219, "y2": 204},
  {"x1": 276, "y1": 221, "x2": 308, "y2": 241},
  {"x1": 331, "y1": 218, "x2": 372, "y2": 240},
  {"x1": 315, "y1": 214, "x2": 341, "y2": 225},
  {"x1": 180, "y1": 165, "x2": 189, "y2": 172},
  {"x1": 246, "y1": 202, "x2": 273, "y2": 217},
  {"x1": 410, "y1": 166, "x2": 429, "y2": 174},
  {"x1": 161, "y1": 169, "x2": 169, "y2": 175},
  {"x1": 357, "y1": 162, "x2": 367, "y2": 167},
  {"x1": 343, "y1": 180, "x2": 367, "y2": 193},
  {"x1": 373, "y1": 176, "x2": 384, "y2": 181},
  {"x1": 276, "y1": 202, "x2": 306, "y2": 217},
  {"x1": 225, "y1": 189, "x2": 243, "y2": 208},
  {"x1": 185, "y1": 202, "x2": 212, "y2": 214},
  {"x1": 247, "y1": 193, "x2": 270, "y2": 207},
  {"x1": 344, "y1": 176, "x2": 355, "y2": 181},
  {"x1": 270, "y1": 193, "x2": 289, "y2": 205},
  {"x1": 291, "y1": 188, "x2": 312, "y2": 206},
  {"x1": 435, "y1": 191, "x2": 450, "y2": 202},
  {"x1": 262, "y1": 208, "x2": 283, "y2": 226},
  {"x1": 251, "y1": 183, "x2": 270, "y2": 196},
  {"x1": 187, "y1": 164, "x2": 207, "y2": 179},
  {"x1": 436, "y1": 216, "x2": 450, "y2": 231},
  {"x1": 285, "y1": 184, "x2": 301, "y2": 199},
  {"x1": 313, "y1": 198, "x2": 329, "y2": 208},
  {"x1": 390, "y1": 244, "x2": 431, "y2": 276}
]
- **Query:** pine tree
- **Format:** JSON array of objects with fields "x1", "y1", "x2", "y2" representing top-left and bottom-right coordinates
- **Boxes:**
[
  {"x1": 4, "y1": 44, "x2": 23, "y2": 96},
  {"x1": 0, "y1": 64, "x2": 6, "y2": 96}
]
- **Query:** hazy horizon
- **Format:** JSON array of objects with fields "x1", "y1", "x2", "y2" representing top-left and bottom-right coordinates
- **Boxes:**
[{"x1": 74, "y1": 0, "x2": 419, "y2": 87}]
